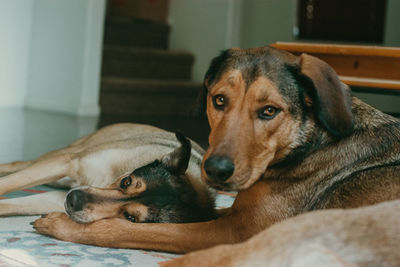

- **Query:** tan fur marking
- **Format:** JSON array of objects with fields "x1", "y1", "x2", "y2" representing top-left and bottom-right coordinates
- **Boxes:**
[
  {"x1": 205, "y1": 74, "x2": 301, "y2": 190},
  {"x1": 110, "y1": 175, "x2": 147, "y2": 196},
  {"x1": 124, "y1": 203, "x2": 150, "y2": 223}
]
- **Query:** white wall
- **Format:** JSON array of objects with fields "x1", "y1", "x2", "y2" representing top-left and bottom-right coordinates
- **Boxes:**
[
  {"x1": 0, "y1": 108, "x2": 25, "y2": 163},
  {"x1": 26, "y1": 0, "x2": 105, "y2": 116},
  {"x1": 240, "y1": 0, "x2": 296, "y2": 48},
  {"x1": 0, "y1": 0, "x2": 105, "y2": 116},
  {"x1": 384, "y1": 0, "x2": 400, "y2": 46},
  {"x1": 0, "y1": 0, "x2": 33, "y2": 107},
  {"x1": 168, "y1": 0, "x2": 297, "y2": 81},
  {"x1": 168, "y1": 0, "x2": 242, "y2": 82}
]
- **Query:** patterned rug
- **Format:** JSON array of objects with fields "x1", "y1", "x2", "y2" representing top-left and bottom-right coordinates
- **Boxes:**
[{"x1": 0, "y1": 186, "x2": 235, "y2": 267}]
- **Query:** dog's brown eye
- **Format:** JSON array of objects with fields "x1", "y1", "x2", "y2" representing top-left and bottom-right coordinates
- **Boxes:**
[
  {"x1": 120, "y1": 176, "x2": 132, "y2": 189},
  {"x1": 212, "y1": 94, "x2": 226, "y2": 109},
  {"x1": 124, "y1": 212, "x2": 136, "y2": 223},
  {"x1": 258, "y1": 106, "x2": 279, "y2": 120}
]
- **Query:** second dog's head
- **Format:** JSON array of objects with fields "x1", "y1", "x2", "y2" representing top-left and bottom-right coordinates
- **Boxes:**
[
  {"x1": 64, "y1": 132, "x2": 215, "y2": 224},
  {"x1": 197, "y1": 46, "x2": 354, "y2": 191}
]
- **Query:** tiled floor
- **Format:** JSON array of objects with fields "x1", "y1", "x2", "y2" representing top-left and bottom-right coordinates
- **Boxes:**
[{"x1": 0, "y1": 108, "x2": 98, "y2": 164}]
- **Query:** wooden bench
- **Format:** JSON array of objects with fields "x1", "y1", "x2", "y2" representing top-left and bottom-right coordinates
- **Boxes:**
[{"x1": 271, "y1": 42, "x2": 400, "y2": 95}]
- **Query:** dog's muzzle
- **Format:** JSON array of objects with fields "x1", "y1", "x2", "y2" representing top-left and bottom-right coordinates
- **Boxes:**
[{"x1": 204, "y1": 155, "x2": 235, "y2": 185}]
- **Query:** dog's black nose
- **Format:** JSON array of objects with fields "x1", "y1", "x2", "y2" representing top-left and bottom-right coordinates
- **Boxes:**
[
  {"x1": 204, "y1": 156, "x2": 235, "y2": 182},
  {"x1": 66, "y1": 189, "x2": 86, "y2": 212}
]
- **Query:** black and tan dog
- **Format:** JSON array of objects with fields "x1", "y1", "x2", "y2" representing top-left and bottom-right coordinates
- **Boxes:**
[
  {"x1": 63, "y1": 132, "x2": 216, "y2": 224},
  {"x1": 0, "y1": 124, "x2": 215, "y2": 224},
  {"x1": 33, "y1": 46, "x2": 400, "y2": 265}
]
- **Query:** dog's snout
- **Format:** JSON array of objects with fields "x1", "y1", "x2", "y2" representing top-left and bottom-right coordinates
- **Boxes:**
[
  {"x1": 66, "y1": 189, "x2": 86, "y2": 212},
  {"x1": 204, "y1": 156, "x2": 235, "y2": 182}
]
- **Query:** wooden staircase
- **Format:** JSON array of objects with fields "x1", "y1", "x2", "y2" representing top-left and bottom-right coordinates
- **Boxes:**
[{"x1": 99, "y1": 15, "x2": 209, "y2": 147}]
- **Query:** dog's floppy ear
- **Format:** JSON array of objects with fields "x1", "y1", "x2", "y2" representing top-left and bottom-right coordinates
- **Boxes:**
[
  {"x1": 190, "y1": 85, "x2": 208, "y2": 118},
  {"x1": 161, "y1": 132, "x2": 191, "y2": 175},
  {"x1": 298, "y1": 53, "x2": 354, "y2": 137},
  {"x1": 191, "y1": 50, "x2": 230, "y2": 117}
]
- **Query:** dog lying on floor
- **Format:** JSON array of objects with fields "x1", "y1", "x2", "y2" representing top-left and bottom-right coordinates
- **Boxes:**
[
  {"x1": 0, "y1": 123, "x2": 215, "y2": 224},
  {"x1": 32, "y1": 46, "x2": 400, "y2": 265},
  {"x1": 167, "y1": 200, "x2": 400, "y2": 266}
]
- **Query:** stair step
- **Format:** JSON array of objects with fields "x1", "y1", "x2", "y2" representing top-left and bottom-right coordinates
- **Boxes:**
[
  {"x1": 101, "y1": 77, "x2": 202, "y2": 94},
  {"x1": 100, "y1": 78, "x2": 202, "y2": 116},
  {"x1": 102, "y1": 46, "x2": 195, "y2": 80},
  {"x1": 104, "y1": 17, "x2": 170, "y2": 49}
]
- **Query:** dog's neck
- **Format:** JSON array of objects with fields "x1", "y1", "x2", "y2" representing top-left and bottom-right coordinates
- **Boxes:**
[
  {"x1": 263, "y1": 96, "x2": 400, "y2": 189},
  {"x1": 248, "y1": 97, "x2": 399, "y2": 218}
]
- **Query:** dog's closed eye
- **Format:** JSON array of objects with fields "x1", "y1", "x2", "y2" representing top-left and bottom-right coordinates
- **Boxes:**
[
  {"x1": 124, "y1": 212, "x2": 136, "y2": 223},
  {"x1": 123, "y1": 203, "x2": 149, "y2": 223}
]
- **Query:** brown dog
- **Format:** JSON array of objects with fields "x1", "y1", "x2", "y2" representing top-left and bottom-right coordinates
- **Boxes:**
[{"x1": 34, "y1": 46, "x2": 400, "y2": 263}]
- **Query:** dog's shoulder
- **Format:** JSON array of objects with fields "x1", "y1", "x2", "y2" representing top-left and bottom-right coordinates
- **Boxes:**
[
  {"x1": 311, "y1": 165, "x2": 400, "y2": 210},
  {"x1": 309, "y1": 100, "x2": 400, "y2": 209}
]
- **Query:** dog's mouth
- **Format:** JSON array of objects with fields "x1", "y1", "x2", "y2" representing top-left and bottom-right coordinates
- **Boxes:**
[
  {"x1": 202, "y1": 148, "x2": 276, "y2": 191},
  {"x1": 202, "y1": 172, "x2": 254, "y2": 191},
  {"x1": 64, "y1": 188, "x2": 96, "y2": 223},
  {"x1": 64, "y1": 186, "x2": 125, "y2": 224},
  {"x1": 202, "y1": 164, "x2": 267, "y2": 192},
  {"x1": 203, "y1": 178, "x2": 238, "y2": 191},
  {"x1": 65, "y1": 208, "x2": 93, "y2": 224}
]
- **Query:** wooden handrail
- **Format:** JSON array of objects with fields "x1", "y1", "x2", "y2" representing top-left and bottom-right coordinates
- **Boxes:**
[
  {"x1": 340, "y1": 76, "x2": 400, "y2": 91},
  {"x1": 272, "y1": 42, "x2": 400, "y2": 92},
  {"x1": 272, "y1": 42, "x2": 400, "y2": 58}
]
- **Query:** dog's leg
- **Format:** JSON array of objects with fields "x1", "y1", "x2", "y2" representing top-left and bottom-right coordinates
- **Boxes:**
[
  {"x1": 0, "y1": 160, "x2": 35, "y2": 176},
  {"x1": 34, "y1": 209, "x2": 244, "y2": 253},
  {"x1": 161, "y1": 236, "x2": 348, "y2": 267},
  {"x1": 0, "y1": 154, "x2": 74, "y2": 195},
  {"x1": 0, "y1": 191, "x2": 66, "y2": 216},
  {"x1": 34, "y1": 180, "x2": 282, "y2": 252}
]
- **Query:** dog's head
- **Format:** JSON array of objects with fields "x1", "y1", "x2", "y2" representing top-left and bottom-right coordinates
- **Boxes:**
[
  {"x1": 199, "y1": 46, "x2": 354, "y2": 191},
  {"x1": 64, "y1": 132, "x2": 215, "y2": 224}
]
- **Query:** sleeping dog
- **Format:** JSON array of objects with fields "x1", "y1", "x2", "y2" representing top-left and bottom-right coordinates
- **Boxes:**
[{"x1": 0, "y1": 123, "x2": 215, "y2": 224}]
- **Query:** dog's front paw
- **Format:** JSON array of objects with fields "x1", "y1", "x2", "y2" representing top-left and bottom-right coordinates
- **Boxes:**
[{"x1": 33, "y1": 212, "x2": 84, "y2": 242}]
